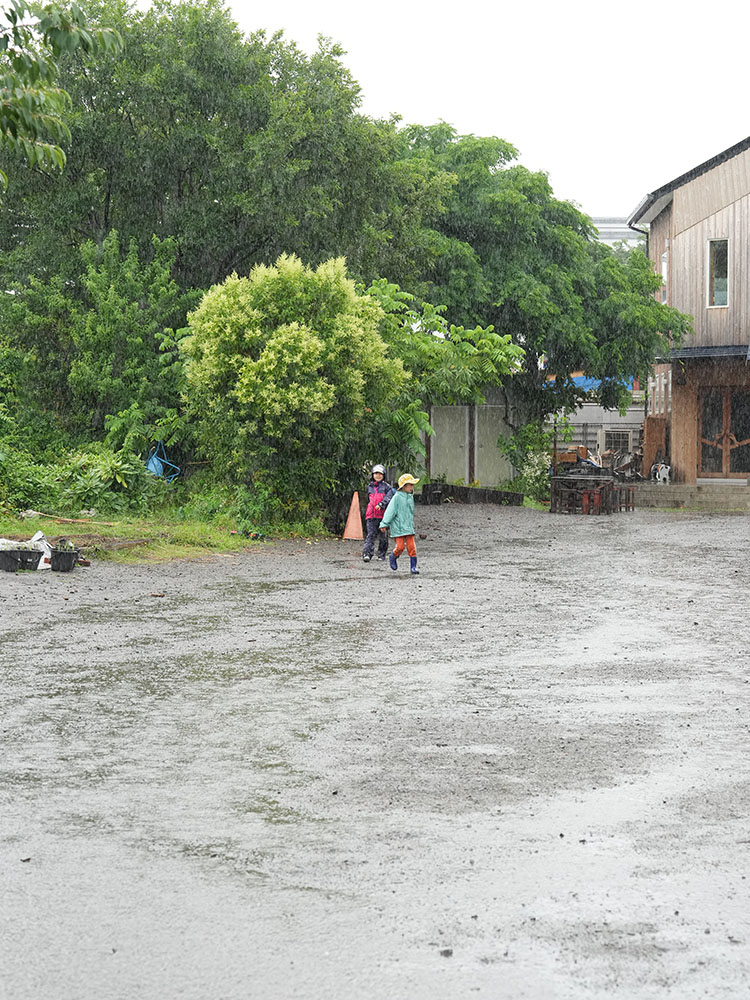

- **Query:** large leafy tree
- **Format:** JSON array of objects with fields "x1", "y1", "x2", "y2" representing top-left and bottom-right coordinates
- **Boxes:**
[
  {"x1": 0, "y1": 0, "x2": 449, "y2": 292},
  {"x1": 367, "y1": 279, "x2": 523, "y2": 406},
  {"x1": 67, "y1": 230, "x2": 199, "y2": 431},
  {"x1": 181, "y1": 254, "x2": 408, "y2": 516},
  {"x1": 0, "y1": 0, "x2": 121, "y2": 189},
  {"x1": 398, "y1": 125, "x2": 692, "y2": 425},
  {"x1": 0, "y1": 229, "x2": 197, "y2": 442},
  {"x1": 364, "y1": 277, "x2": 524, "y2": 457}
]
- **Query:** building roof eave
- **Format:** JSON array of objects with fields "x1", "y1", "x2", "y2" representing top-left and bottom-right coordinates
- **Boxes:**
[
  {"x1": 627, "y1": 134, "x2": 750, "y2": 228},
  {"x1": 669, "y1": 345, "x2": 750, "y2": 359},
  {"x1": 627, "y1": 192, "x2": 673, "y2": 229}
]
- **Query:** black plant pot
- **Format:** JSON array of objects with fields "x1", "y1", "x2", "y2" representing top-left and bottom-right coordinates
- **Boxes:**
[
  {"x1": 15, "y1": 549, "x2": 43, "y2": 571},
  {"x1": 51, "y1": 549, "x2": 78, "y2": 572},
  {"x1": 0, "y1": 550, "x2": 20, "y2": 573}
]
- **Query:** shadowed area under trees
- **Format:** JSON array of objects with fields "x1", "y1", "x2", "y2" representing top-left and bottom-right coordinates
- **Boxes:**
[{"x1": 0, "y1": 0, "x2": 689, "y2": 529}]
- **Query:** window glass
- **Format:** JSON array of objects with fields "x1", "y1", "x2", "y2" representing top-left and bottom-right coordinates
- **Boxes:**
[
  {"x1": 708, "y1": 240, "x2": 728, "y2": 306},
  {"x1": 701, "y1": 388, "x2": 723, "y2": 473},
  {"x1": 730, "y1": 391, "x2": 750, "y2": 473},
  {"x1": 701, "y1": 388, "x2": 723, "y2": 440},
  {"x1": 604, "y1": 430, "x2": 630, "y2": 453},
  {"x1": 702, "y1": 442, "x2": 723, "y2": 473}
]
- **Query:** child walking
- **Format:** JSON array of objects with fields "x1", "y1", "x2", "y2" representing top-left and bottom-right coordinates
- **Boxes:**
[
  {"x1": 380, "y1": 473, "x2": 420, "y2": 574},
  {"x1": 362, "y1": 464, "x2": 394, "y2": 562}
]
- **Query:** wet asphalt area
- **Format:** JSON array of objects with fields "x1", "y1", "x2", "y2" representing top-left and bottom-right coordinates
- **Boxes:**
[{"x1": 2, "y1": 503, "x2": 750, "y2": 999}]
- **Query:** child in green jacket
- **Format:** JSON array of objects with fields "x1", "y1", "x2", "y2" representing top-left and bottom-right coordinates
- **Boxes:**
[{"x1": 380, "y1": 473, "x2": 420, "y2": 574}]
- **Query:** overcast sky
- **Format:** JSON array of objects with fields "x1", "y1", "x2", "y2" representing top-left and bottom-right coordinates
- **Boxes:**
[{"x1": 229, "y1": 0, "x2": 750, "y2": 220}]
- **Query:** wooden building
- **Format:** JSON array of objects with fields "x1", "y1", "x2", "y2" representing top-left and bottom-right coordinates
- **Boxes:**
[{"x1": 628, "y1": 137, "x2": 750, "y2": 483}]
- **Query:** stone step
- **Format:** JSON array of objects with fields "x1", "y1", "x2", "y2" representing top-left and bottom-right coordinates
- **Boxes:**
[
  {"x1": 636, "y1": 483, "x2": 750, "y2": 510},
  {"x1": 640, "y1": 487, "x2": 750, "y2": 497},
  {"x1": 637, "y1": 482, "x2": 750, "y2": 489}
]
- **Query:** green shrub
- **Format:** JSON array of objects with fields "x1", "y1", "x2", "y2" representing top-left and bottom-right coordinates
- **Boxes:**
[
  {"x1": 499, "y1": 422, "x2": 554, "y2": 503},
  {"x1": 177, "y1": 475, "x2": 325, "y2": 535},
  {"x1": 181, "y1": 255, "x2": 407, "y2": 520},
  {"x1": 503, "y1": 451, "x2": 551, "y2": 503},
  {"x1": 0, "y1": 446, "x2": 63, "y2": 510},
  {"x1": 0, "y1": 443, "x2": 172, "y2": 515},
  {"x1": 56, "y1": 446, "x2": 170, "y2": 514}
]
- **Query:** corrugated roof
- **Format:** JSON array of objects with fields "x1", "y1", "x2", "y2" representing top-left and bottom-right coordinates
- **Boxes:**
[{"x1": 669, "y1": 345, "x2": 750, "y2": 359}]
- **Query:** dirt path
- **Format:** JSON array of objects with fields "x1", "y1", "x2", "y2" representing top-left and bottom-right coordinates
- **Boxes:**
[{"x1": 2, "y1": 505, "x2": 749, "y2": 999}]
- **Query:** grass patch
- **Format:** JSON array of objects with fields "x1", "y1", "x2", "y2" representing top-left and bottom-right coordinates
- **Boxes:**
[
  {"x1": 523, "y1": 496, "x2": 549, "y2": 511},
  {"x1": 0, "y1": 510, "x2": 327, "y2": 563}
]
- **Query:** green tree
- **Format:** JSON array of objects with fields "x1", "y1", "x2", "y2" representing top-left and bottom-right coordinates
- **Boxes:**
[
  {"x1": 68, "y1": 230, "x2": 199, "y2": 432},
  {"x1": 0, "y1": 229, "x2": 197, "y2": 445},
  {"x1": 0, "y1": 0, "x2": 448, "y2": 292},
  {"x1": 0, "y1": 265, "x2": 79, "y2": 445},
  {"x1": 181, "y1": 254, "x2": 408, "y2": 518},
  {"x1": 0, "y1": 0, "x2": 121, "y2": 189},
  {"x1": 580, "y1": 243, "x2": 691, "y2": 412},
  {"x1": 364, "y1": 277, "x2": 524, "y2": 462},
  {"x1": 398, "y1": 125, "x2": 691, "y2": 425},
  {"x1": 366, "y1": 277, "x2": 524, "y2": 407},
  {"x1": 182, "y1": 255, "x2": 525, "y2": 521}
]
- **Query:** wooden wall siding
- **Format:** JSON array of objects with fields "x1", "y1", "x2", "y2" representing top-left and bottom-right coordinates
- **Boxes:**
[
  {"x1": 649, "y1": 206, "x2": 672, "y2": 266},
  {"x1": 671, "y1": 193, "x2": 750, "y2": 348},
  {"x1": 642, "y1": 416, "x2": 667, "y2": 474},
  {"x1": 685, "y1": 358, "x2": 750, "y2": 388},
  {"x1": 672, "y1": 147, "x2": 750, "y2": 236},
  {"x1": 670, "y1": 381, "x2": 697, "y2": 482},
  {"x1": 648, "y1": 206, "x2": 673, "y2": 305}
]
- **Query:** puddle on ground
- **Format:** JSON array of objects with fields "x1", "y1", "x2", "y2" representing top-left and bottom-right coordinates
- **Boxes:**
[
  {"x1": 238, "y1": 794, "x2": 309, "y2": 825},
  {"x1": 204, "y1": 576, "x2": 362, "y2": 597}
]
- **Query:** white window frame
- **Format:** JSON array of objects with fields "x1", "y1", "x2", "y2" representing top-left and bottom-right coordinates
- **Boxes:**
[
  {"x1": 707, "y1": 238, "x2": 729, "y2": 308},
  {"x1": 597, "y1": 429, "x2": 633, "y2": 453}
]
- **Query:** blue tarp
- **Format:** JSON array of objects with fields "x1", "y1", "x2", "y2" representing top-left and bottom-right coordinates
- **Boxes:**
[
  {"x1": 145, "y1": 441, "x2": 180, "y2": 482},
  {"x1": 546, "y1": 375, "x2": 636, "y2": 393}
]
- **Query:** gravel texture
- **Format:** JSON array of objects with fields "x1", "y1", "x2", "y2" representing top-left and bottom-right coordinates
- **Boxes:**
[{"x1": 2, "y1": 504, "x2": 750, "y2": 999}]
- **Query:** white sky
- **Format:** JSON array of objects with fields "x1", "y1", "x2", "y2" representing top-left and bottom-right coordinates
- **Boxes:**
[{"x1": 228, "y1": 0, "x2": 750, "y2": 220}]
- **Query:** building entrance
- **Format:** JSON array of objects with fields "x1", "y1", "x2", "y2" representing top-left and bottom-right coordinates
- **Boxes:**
[{"x1": 699, "y1": 388, "x2": 750, "y2": 476}]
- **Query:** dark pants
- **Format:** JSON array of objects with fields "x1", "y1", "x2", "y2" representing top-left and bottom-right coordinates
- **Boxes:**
[{"x1": 363, "y1": 518, "x2": 388, "y2": 558}]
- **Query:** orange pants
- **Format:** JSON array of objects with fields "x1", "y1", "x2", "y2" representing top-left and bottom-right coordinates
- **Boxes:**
[{"x1": 392, "y1": 535, "x2": 417, "y2": 558}]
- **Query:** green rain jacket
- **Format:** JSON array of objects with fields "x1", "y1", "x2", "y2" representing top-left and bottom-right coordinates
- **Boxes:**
[{"x1": 380, "y1": 489, "x2": 415, "y2": 537}]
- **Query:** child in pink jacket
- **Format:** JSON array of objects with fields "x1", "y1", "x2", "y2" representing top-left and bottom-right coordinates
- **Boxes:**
[{"x1": 362, "y1": 464, "x2": 394, "y2": 562}]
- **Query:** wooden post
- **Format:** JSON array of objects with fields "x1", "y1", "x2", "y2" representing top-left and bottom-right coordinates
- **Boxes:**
[{"x1": 553, "y1": 417, "x2": 558, "y2": 477}]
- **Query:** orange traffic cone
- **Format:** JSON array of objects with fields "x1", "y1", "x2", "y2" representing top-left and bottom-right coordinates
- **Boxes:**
[{"x1": 343, "y1": 491, "x2": 363, "y2": 539}]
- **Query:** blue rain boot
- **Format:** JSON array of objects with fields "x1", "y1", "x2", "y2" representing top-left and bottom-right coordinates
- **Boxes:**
[
  {"x1": 410, "y1": 556, "x2": 419, "y2": 575},
  {"x1": 389, "y1": 552, "x2": 398, "y2": 571}
]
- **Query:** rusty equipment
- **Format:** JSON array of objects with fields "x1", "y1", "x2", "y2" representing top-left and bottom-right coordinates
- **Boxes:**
[{"x1": 549, "y1": 474, "x2": 634, "y2": 516}]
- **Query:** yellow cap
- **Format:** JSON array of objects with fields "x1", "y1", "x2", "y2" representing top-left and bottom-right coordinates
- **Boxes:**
[{"x1": 398, "y1": 473, "x2": 420, "y2": 489}]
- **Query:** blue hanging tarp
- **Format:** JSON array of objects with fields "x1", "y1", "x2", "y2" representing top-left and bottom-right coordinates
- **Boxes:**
[{"x1": 145, "y1": 441, "x2": 181, "y2": 482}]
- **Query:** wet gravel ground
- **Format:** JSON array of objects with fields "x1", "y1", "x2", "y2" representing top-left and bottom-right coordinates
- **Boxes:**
[{"x1": 2, "y1": 504, "x2": 750, "y2": 1000}]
